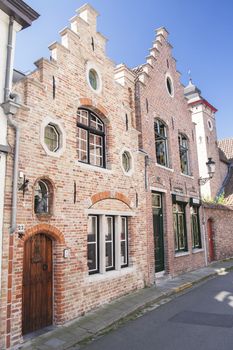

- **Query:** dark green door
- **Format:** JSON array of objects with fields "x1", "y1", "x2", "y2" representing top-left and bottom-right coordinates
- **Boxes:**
[{"x1": 152, "y1": 193, "x2": 164, "y2": 273}]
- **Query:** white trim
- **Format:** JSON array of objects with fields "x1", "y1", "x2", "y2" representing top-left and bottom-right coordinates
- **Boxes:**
[
  {"x1": 192, "y1": 248, "x2": 204, "y2": 254},
  {"x1": 174, "y1": 251, "x2": 190, "y2": 258},
  {"x1": 155, "y1": 163, "x2": 174, "y2": 172},
  {"x1": 86, "y1": 266, "x2": 136, "y2": 283},
  {"x1": 120, "y1": 147, "x2": 134, "y2": 177},
  {"x1": 40, "y1": 116, "x2": 66, "y2": 157},
  {"x1": 180, "y1": 173, "x2": 194, "y2": 179},
  {"x1": 150, "y1": 186, "x2": 167, "y2": 193},
  {"x1": 85, "y1": 209, "x2": 135, "y2": 216},
  {"x1": 75, "y1": 160, "x2": 113, "y2": 174},
  {"x1": 86, "y1": 61, "x2": 102, "y2": 94}
]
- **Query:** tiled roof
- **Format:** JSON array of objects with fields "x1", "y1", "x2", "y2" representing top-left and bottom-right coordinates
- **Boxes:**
[{"x1": 218, "y1": 138, "x2": 233, "y2": 162}]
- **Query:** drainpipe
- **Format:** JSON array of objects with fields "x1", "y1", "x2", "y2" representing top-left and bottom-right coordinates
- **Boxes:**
[
  {"x1": 4, "y1": 17, "x2": 14, "y2": 102},
  {"x1": 2, "y1": 16, "x2": 21, "y2": 234}
]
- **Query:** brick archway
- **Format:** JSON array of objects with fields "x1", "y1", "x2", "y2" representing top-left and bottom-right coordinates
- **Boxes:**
[
  {"x1": 79, "y1": 98, "x2": 108, "y2": 121},
  {"x1": 91, "y1": 191, "x2": 131, "y2": 208},
  {"x1": 23, "y1": 223, "x2": 65, "y2": 243}
]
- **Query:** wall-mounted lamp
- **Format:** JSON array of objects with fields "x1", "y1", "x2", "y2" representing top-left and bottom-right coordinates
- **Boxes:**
[
  {"x1": 18, "y1": 171, "x2": 29, "y2": 196},
  {"x1": 198, "y1": 157, "x2": 216, "y2": 185}
]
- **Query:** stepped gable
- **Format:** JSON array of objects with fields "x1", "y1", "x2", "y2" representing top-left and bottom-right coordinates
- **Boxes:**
[{"x1": 134, "y1": 26, "x2": 181, "y2": 85}]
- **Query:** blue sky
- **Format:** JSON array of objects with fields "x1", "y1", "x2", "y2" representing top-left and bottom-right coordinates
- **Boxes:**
[{"x1": 15, "y1": 0, "x2": 233, "y2": 140}]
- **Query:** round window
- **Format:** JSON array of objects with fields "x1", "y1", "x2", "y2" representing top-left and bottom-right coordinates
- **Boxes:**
[
  {"x1": 44, "y1": 124, "x2": 59, "y2": 152},
  {"x1": 166, "y1": 76, "x2": 174, "y2": 97},
  {"x1": 122, "y1": 151, "x2": 131, "y2": 173},
  {"x1": 89, "y1": 69, "x2": 98, "y2": 90}
]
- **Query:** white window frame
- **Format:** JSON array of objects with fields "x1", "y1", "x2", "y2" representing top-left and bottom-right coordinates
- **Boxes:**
[
  {"x1": 40, "y1": 116, "x2": 66, "y2": 157},
  {"x1": 87, "y1": 214, "x2": 130, "y2": 275}
]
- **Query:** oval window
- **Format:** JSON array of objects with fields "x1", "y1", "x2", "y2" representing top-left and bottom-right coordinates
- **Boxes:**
[
  {"x1": 89, "y1": 69, "x2": 98, "y2": 90},
  {"x1": 166, "y1": 76, "x2": 173, "y2": 96},
  {"x1": 122, "y1": 151, "x2": 131, "y2": 173}
]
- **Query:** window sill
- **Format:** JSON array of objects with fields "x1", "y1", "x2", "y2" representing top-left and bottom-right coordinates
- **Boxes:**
[
  {"x1": 192, "y1": 248, "x2": 204, "y2": 254},
  {"x1": 75, "y1": 161, "x2": 112, "y2": 174},
  {"x1": 35, "y1": 213, "x2": 53, "y2": 221},
  {"x1": 86, "y1": 266, "x2": 135, "y2": 283},
  {"x1": 180, "y1": 173, "x2": 194, "y2": 179},
  {"x1": 155, "y1": 163, "x2": 174, "y2": 172},
  {"x1": 175, "y1": 251, "x2": 190, "y2": 258}
]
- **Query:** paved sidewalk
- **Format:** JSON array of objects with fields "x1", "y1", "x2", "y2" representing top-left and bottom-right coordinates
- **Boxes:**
[{"x1": 19, "y1": 259, "x2": 233, "y2": 350}]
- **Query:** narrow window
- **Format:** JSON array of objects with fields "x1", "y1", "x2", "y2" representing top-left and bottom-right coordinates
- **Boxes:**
[
  {"x1": 105, "y1": 216, "x2": 115, "y2": 270},
  {"x1": 88, "y1": 216, "x2": 99, "y2": 274},
  {"x1": 146, "y1": 98, "x2": 149, "y2": 113},
  {"x1": 121, "y1": 217, "x2": 128, "y2": 267},
  {"x1": 173, "y1": 203, "x2": 188, "y2": 252},
  {"x1": 52, "y1": 76, "x2": 56, "y2": 99},
  {"x1": 125, "y1": 113, "x2": 128, "y2": 131},
  {"x1": 191, "y1": 206, "x2": 201, "y2": 249},
  {"x1": 154, "y1": 119, "x2": 169, "y2": 167},
  {"x1": 91, "y1": 36, "x2": 95, "y2": 51},
  {"x1": 34, "y1": 180, "x2": 51, "y2": 214},
  {"x1": 178, "y1": 134, "x2": 190, "y2": 175},
  {"x1": 77, "y1": 109, "x2": 105, "y2": 168}
]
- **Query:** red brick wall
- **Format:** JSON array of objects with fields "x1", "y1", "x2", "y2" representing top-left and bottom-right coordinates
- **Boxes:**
[
  {"x1": 135, "y1": 29, "x2": 205, "y2": 278},
  {"x1": 204, "y1": 204, "x2": 233, "y2": 261}
]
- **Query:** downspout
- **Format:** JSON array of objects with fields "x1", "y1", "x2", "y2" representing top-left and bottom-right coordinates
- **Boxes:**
[{"x1": 4, "y1": 16, "x2": 20, "y2": 234}]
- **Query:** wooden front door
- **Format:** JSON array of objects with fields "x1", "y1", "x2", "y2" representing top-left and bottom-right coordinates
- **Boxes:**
[
  {"x1": 152, "y1": 192, "x2": 165, "y2": 273},
  {"x1": 22, "y1": 234, "x2": 53, "y2": 334},
  {"x1": 207, "y1": 219, "x2": 215, "y2": 262}
]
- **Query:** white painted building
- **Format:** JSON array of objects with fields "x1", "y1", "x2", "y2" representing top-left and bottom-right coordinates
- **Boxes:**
[
  {"x1": 184, "y1": 80, "x2": 222, "y2": 199},
  {"x1": 0, "y1": 0, "x2": 39, "y2": 290}
]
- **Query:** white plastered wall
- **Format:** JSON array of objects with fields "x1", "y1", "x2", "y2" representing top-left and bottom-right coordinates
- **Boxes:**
[{"x1": 191, "y1": 104, "x2": 211, "y2": 198}]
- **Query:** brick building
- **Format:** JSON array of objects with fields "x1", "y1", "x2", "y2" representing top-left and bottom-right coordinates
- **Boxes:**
[
  {"x1": 1, "y1": 5, "x2": 149, "y2": 348},
  {"x1": 1, "y1": 3, "x2": 233, "y2": 349},
  {"x1": 134, "y1": 28, "x2": 206, "y2": 278}
]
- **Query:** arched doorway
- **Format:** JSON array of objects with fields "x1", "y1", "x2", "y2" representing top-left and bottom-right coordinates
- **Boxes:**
[
  {"x1": 207, "y1": 219, "x2": 215, "y2": 262},
  {"x1": 22, "y1": 233, "x2": 53, "y2": 334}
]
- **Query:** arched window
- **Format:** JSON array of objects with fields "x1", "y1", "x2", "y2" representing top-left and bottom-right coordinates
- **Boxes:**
[
  {"x1": 154, "y1": 119, "x2": 169, "y2": 167},
  {"x1": 34, "y1": 179, "x2": 52, "y2": 214},
  {"x1": 77, "y1": 109, "x2": 105, "y2": 168},
  {"x1": 178, "y1": 134, "x2": 190, "y2": 175}
]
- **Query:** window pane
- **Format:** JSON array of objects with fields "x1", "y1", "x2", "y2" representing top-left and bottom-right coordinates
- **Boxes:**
[
  {"x1": 77, "y1": 109, "x2": 88, "y2": 125},
  {"x1": 44, "y1": 124, "x2": 59, "y2": 152},
  {"x1": 121, "y1": 241, "x2": 127, "y2": 265},
  {"x1": 90, "y1": 113, "x2": 103, "y2": 131},
  {"x1": 105, "y1": 217, "x2": 114, "y2": 269},
  {"x1": 89, "y1": 133, "x2": 103, "y2": 167},
  {"x1": 173, "y1": 203, "x2": 187, "y2": 252},
  {"x1": 77, "y1": 127, "x2": 88, "y2": 162},
  {"x1": 88, "y1": 216, "x2": 98, "y2": 273},
  {"x1": 156, "y1": 140, "x2": 167, "y2": 166},
  {"x1": 34, "y1": 180, "x2": 49, "y2": 214},
  {"x1": 121, "y1": 217, "x2": 128, "y2": 267},
  {"x1": 88, "y1": 243, "x2": 97, "y2": 271}
]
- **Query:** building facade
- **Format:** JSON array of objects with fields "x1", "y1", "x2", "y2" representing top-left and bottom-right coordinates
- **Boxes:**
[
  {"x1": 1, "y1": 5, "x2": 149, "y2": 348},
  {"x1": 135, "y1": 28, "x2": 206, "y2": 278},
  {"x1": 2, "y1": 3, "x2": 233, "y2": 349}
]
